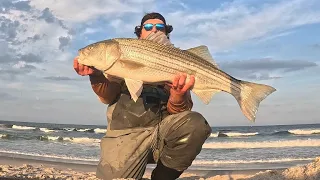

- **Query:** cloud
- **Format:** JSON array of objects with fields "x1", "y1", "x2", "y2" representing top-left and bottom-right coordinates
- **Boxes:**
[
  {"x1": 0, "y1": 92, "x2": 16, "y2": 101},
  {"x1": 58, "y1": 36, "x2": 71, "y2": 51},
  {"x1": 0, "y1": 0, "x2": 74, "y2": 79},
  {"x1": 0, "y1": 0, "x2": 31, "y2": 13},
  {"x1": 164, "y1": 0, "x2": 320, "y2": 51},
  {"x1": 0, "y1": 62, "x2": 37, "y2": 80},
  {"x1": 221, "y1": 59, "x2": 317, "y2": 71},
  {"x1": 38, "y1": 7, "x2": 56, "y2": 23},
  {"x1": 29, "y1": 0, "x2": 155, "y2": 23},
  {"x1": 219, "y1": 59, "x2": 318, "y2": 80},
  {"x1": 0, "y1": 16, "x2": 20, "y2": 41},
  {"x1": 312, "y1": 43, "x2": 320, "y2": 49},
  {"x1": 44, "y1": 76, "x2": 76, "y2": 81}
]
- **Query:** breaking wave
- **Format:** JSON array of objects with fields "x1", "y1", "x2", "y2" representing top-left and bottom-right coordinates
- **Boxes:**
[
  {"x1": 0, "y1": 149, "x2": 99, "y2": 163},
  {"x1": 210, "y1": 132, "x2": 259, "y2": 138},
  {"x1": 39, "y1": 128, "x2": 56, "y2": 133},
  {"x1": 288, "y1": 129, "x2": 320, "y2": 135},
  {"x1": 12, "y1": 125, "x2": 36, "y2": 130},
  {"x1": 62, "y1": 128, "x2": 106, "y2": 133},
  {"x1": 192, "y1": 157, "x2": 315, "y2": 165},
  {"x1": 0, "y1": 134, "x2": 12, "y2": 139},
  {"x1": 94, "y1": 128, "x2": 107, "y2": 134},
  {"x1": 203, "y1": 139, "x2": 320, "y2": 149},
  {"x1": 209, "y1": 129, "x2": 320, "y2": 138},
  {"x1": 38, "y1": 136, "x2": 100, "y2": 145}
]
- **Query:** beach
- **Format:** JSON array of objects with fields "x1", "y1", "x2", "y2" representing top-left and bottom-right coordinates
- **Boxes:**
[
  {"x1": 1, "y1": 121, "x2": 320, "y2": 179},
  {"x1": 1, "y1": 155, "x2": 319, "y2": 180}
]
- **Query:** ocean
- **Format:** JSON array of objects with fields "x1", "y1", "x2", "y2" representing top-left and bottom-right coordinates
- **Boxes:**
[{"x1": 1, "y1": 120, "x2": 319, "y2": 171}]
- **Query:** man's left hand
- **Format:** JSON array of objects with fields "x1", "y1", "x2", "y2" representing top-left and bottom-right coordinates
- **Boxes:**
[{"x1": 170, "y1": 73, "x2": 195, "y2": 95}]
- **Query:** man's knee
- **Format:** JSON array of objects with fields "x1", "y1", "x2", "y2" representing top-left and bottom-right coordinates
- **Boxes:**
[
  {"x1": 160, "y1": 111, "x2": 211, "y2": 171},
  {"x1": 166, "y1": 111, "x2": 212, "y2": 147},
  {"x1": 182, "y1": 111, "x2": 212, "y2": 137}
]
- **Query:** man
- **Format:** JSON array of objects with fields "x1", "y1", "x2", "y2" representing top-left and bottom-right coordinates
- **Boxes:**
[{"x1": 73, "y1": 12, "x2": 212, "y2": 180}]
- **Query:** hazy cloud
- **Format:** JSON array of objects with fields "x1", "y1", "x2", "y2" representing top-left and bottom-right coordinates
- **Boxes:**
[
  {"x1": 219, "y1": 59, "x2": 318, "y2": 80},
  {"x1": 0, "y1": 16, "x2": 20, "y2": 41},
  {"x1": 0, "y1": 52, "x2": 43, "y2": 64},
  {"x1": 0, "y1": 0, "x2": 31, "y2": 13},
  {"x1": 312, "y1": 44, "x2": 320, "y2": 49},
  {"x1": 44, "y1": 76, "x2": 76, "y2": 81},
  {"x1": 58, "y1": 36, "x2": 71, "y2": 51},
  {"x1": 27, "y1": 34, "x2": 42, "y2": 42},
  {"x1": 221, "y1": 59, "x2": 317, "y2": 71},
  {"x1": 38, "y1": 7, "x2": 68, "y2": 30},
  {"x1": 0, "y1": 63, "x2": 37, "y2": 80},
  {"x1": 166, "y1": 0, "x2": 320, "y2": 51},
  {"x1": 20, "y1": 53, "x2": 43, "y2": 63},
  {"x1": 0, "y1": 0, "x2": 74, "y2": 79},
  {"x1": 29, "y1": 0, "x2": 155, "y2": 23},
  {"x1": 0, "y1": 92, "x2": 16, "y2": 101},
  {"x1": 38, "y1": 7, "x2": 55, "y2": 23}
]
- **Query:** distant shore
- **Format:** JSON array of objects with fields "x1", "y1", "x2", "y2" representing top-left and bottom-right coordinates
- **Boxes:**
[{"x1": 1, "y1": 155, "x2": 319, "y2": 180}]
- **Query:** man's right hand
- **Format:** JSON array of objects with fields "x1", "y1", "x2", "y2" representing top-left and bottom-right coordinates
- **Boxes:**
[{"x1": 73, "y1": 57, "x2": 100, "y2": 76}]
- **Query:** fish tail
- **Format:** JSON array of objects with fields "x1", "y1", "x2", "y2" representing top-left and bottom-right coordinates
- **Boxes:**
[{"x1": 236, "y1": 81, "x2": 276, "y2": 122}]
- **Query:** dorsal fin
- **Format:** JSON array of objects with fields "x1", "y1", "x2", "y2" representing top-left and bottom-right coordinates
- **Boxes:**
[{"x1": 185, "y1": 45, "x2": 219, "y2": 68}]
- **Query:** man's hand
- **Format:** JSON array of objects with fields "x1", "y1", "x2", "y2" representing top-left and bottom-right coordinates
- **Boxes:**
[
  {"x1": 170, "y1": 73, "x2": 195, "y2": 95},
  {"x1": 166, "y1": 73, "x2": 195, "y2": 113},
  {"x1": 73, "y1": 57, "x2": 100, "y2": 76}
]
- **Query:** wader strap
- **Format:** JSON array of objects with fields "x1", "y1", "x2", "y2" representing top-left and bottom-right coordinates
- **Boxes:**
[{"x1": 153, "y1": 88, "x2": 164, "y2": 163}]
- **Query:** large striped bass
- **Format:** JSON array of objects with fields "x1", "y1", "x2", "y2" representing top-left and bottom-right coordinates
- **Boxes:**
[{"x1": 77, "y1": 32, "x2": 276, "y2": 122}]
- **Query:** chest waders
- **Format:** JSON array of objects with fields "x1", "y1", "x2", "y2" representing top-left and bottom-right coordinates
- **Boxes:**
[
  {"x1": 96, "y1": 84, "x2": 212, "y2": 180},
  {"x1": 110, "y1": 85, "x2": 168, "y2": 163}
]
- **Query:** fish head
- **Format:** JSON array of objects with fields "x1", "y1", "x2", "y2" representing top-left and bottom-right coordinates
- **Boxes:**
[{"x1": 77, "y1": 39, "x2": 121, "y2": 71}]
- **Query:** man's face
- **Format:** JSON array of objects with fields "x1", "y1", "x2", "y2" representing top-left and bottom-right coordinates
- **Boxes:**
[{"x1": 139, "y1": 19, "x2": 166, "y2": 39}]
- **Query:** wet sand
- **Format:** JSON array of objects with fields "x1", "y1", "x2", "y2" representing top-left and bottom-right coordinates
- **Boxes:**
[{"x1": 1, "y1": 156, "x2": 319, "y2": 180}]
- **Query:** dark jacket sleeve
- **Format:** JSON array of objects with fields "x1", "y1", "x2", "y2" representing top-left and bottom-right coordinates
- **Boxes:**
[
  {"x1": 89, "y1": 74, "x2": 122, "y2": 104},
  {"x1": 90, "y1": 75, "x2": 193, "y2": 111}
]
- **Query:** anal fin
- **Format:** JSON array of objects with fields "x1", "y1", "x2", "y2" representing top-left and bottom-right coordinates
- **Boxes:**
[{"x1": 192, "y1": 89, "x2": 221, "y2": 104}]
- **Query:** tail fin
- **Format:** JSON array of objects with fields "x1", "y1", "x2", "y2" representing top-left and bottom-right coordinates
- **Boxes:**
[{"x1": 236, "y1": 81, "x2": 276, "y2": 122}]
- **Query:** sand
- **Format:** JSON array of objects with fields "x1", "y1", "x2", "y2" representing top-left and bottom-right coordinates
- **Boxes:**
[{"x1": 0, "y1": 156, "x2": 319, "y2": 180}]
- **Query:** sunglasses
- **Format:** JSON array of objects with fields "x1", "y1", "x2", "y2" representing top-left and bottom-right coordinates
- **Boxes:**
[{"x1": 143, "y1": 23, "x2": 166, "y2": 31}]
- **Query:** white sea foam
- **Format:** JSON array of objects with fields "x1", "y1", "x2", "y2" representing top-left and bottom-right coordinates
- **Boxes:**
[
  {"x1": 76, "y1": 128, "x2": 91, "y2": 132},
  {"x1": 39, "y1": 128, "x2": 55, "y2": 133},
  {"x1": 203, "y1": 139, "x2": 320, "y2": 149},
  {"x1": 0, "y1": 149, "x2": 99, "y2": 162},
  {"x1": 63, "y1": 128, "x2": 75, "y2": 131},
  {"x1": 289, "y1": 128, "x2": 320, "y2": 135},
  {"x1": 210, "y1": 132, "x2": 259, "y2": 137},
  {"x1": 224, "y1": 132, "x2": 259, "y2": 137},
  {"x1": 40, "y1": 136, "x2": 100, "y2": 145},
  {"x1": 12, "y1": 125, "x2": 36, "y2": 130},
  {"x1": 192, "y1": 157, "x2": 315, "y2": 165},
  {"x1": 94, "y1": 128, "x2": 107, "y2": 134}
]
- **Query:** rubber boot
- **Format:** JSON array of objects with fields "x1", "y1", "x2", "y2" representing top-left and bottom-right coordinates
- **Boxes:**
[{"x1": 151, "y1": 160, "x2": 183, "y2": 180}]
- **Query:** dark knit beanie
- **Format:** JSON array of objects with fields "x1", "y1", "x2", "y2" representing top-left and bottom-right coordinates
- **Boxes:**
[{"x1": 140, "y1": 12, "x2": 167, "y2": 25}]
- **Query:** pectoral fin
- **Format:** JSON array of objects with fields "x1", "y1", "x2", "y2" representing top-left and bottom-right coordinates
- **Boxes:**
[
  {"x1": 124, "y1": 78, "x2": 144, "y2": 102},
  {"x1": 192, "y1": 89, "x2": 221, "y2": 104},
  {"x1": 119, "y1": 59, "x2": 146, "y2": 70}
]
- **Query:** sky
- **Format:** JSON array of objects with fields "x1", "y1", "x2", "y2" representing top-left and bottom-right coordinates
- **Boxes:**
[{"x1": 0, "y1": 0, "x2": 319, "y2": 127}]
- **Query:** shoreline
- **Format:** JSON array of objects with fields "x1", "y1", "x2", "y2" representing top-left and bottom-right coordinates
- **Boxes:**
[{"x1": 1, "y1": 155, "x2": 319, "y2": 179}]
